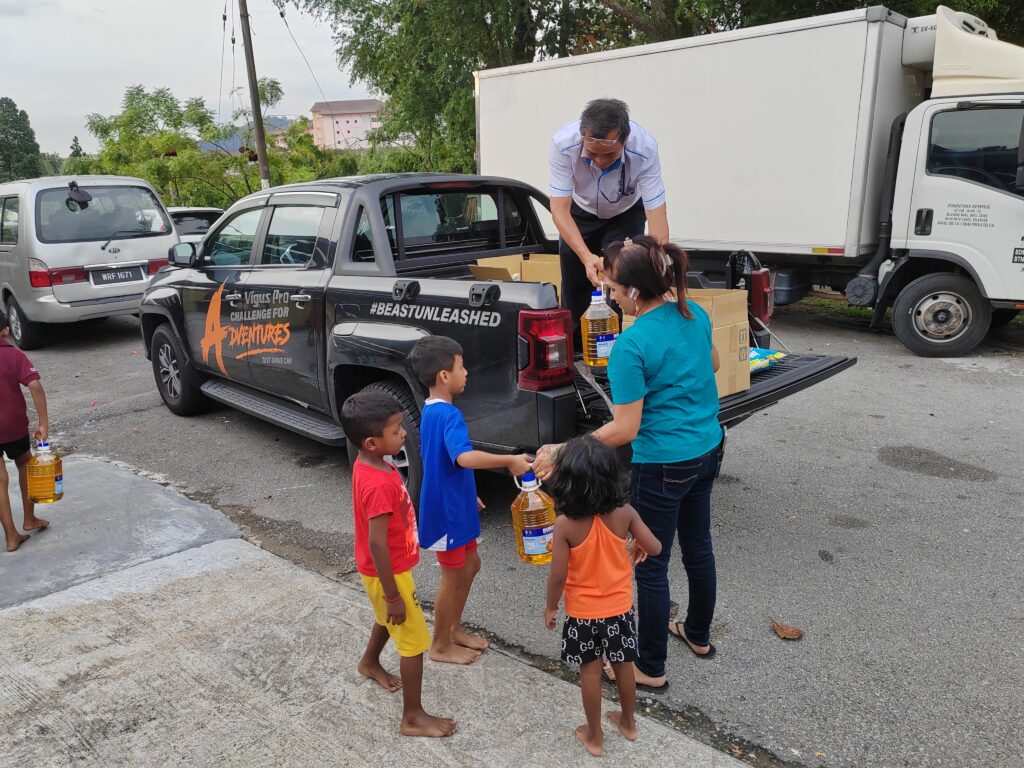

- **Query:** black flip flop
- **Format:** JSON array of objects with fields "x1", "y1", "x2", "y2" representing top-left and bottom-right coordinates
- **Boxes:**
[
  {"x1": 603, "y1": 662, "x2": 670, "y2": 693},
  {"x1": 669, "y1": 620, "x2": 717, "y2": 659}
]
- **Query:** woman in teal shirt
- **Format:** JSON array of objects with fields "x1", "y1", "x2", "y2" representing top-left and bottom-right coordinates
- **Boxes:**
[{"x1": 538, "y1": 235, "x2": 724, "y2": 693}]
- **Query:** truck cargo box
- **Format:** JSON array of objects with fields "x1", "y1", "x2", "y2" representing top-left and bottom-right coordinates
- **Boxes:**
[{"x1": 476, "y1": 8, "x2": 924, "y2": 261}]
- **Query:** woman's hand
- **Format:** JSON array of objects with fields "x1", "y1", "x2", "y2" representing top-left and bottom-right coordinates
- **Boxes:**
[{"x1": 533, "y1": 444, "x2": 563, "y2": 481}]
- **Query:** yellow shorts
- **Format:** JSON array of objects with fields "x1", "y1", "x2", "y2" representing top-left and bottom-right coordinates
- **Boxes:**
[{"x1": 361, "y1": 570, "x2": 431, "y2": 658}]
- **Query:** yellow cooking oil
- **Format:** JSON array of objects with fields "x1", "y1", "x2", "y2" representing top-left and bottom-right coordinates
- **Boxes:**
[
  {"x1": 28, "y1": 441, "x2": 63, "y2": 504},
  {"x1": 581, "y1": 288, "x2": 619, "y2": 368},
  {"x1": 511, "y1": 472, "x2": 556, "y2": 565}
]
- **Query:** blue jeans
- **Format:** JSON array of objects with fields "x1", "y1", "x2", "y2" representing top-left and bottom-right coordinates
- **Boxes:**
[{"x1": 631, "y1": 442, "x2": 723, "y2": 678}]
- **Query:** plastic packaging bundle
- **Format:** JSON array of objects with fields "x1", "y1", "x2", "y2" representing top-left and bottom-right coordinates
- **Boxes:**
[{"x1": 750, "y1": 347, "x2": 786, "y2": 373}]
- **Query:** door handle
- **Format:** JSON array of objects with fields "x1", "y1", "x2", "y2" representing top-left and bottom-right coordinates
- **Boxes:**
[
  {"x1": 914, "y1": 208, "x2": 933, "y2": 236},
  {"x1": 291, "y1": 294, "x2": 312, "y2": 303}
]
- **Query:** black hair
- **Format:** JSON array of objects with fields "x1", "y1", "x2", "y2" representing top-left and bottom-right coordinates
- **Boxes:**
[
  {"x1": 340, "y1": 391, "x2": 403, "y2": 448},
  {"x1": 0, "y1": 313, "x2": 8, "y2": 333},
  {"x1": 409, "y1": 335, "x2": 463, "y2": 389},
  {"x1": 604, "y1": 235, "x2": 693, "y2": 319},
  {"x1": 546, "y1": 437, "x2": 629, "y2": 520},
  {"x1": 580, "y1": 98, "x2": 631, "y2": 144}
]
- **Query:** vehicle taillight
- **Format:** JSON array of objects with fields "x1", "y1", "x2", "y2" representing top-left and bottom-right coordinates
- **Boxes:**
[
  {"x1": 48, "y1": 266, "x2": 88, "y2": 285},
  {"x1": 749, "y1": 268, "x2": 773, "y2": 325},
  {"x1": 28, "y1": 259, "x2": 51, "y2": 288},
  {"x1": 518, "y1": 309, "x2": 574, "y2": 391},
  {"x1": 148, "y1": 259, "x2": 169, "y2": 275}
]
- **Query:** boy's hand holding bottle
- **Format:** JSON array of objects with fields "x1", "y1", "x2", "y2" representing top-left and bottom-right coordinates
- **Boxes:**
[{"x1": 505, "y1": 453, "x2": 533, "y2": 477}]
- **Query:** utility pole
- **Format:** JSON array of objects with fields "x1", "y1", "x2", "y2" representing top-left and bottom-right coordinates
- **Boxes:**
[{"x1": 238, "y1": 0, "x2": 270, "y2": 189}]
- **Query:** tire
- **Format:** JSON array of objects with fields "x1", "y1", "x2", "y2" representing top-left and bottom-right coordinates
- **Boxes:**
[
  {"x1": 989, "y1": 308, "x2": 1019, "y2": 330},
  {"x1": 892, "y1": 273, "x2": 991, "y2": 357},
  {"x1": 346, "y1": 380, "x2": 423, "y2": 504},
  {"x1": 150, "y1": 324, "x2": 210, "y2": 416},
  {"x1": 5, "y1": 297, "x2": 46, "y2": 350}
]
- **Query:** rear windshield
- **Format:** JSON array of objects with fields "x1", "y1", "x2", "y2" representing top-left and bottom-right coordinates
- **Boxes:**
[
  {"x1": 171, "y1": 211, "x2": 221, "y2": 236},
  {"x1": 36, "y1": 185, "x2": 171, "y2": 244}
]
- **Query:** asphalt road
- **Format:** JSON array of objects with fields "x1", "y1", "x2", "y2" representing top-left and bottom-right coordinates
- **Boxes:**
[{"x1": 17, "y1": 307, "x2": 1024, "y2": 768}]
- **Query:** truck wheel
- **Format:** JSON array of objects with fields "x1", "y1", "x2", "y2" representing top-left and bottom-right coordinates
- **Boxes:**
[
  {"x1": 989, "y1": 309, "x2": 1019, "y2": 330},
  {"x1": 892, "y1": 274, "x2": 991, "y2": 357},
  {"x1": 6, "y1": 297, "x2": 46, "y2": 350},
  {"x1": 346, "y1": 380, "x2": 423, "y2": 504},
  {"x1": 150, "y1": 324, "x2": 210, "y2": 416}
]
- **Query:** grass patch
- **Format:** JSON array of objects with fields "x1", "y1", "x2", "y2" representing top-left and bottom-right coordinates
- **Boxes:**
[{"x1": 789, "y1": 297, "x2": 878, "y2": 320}]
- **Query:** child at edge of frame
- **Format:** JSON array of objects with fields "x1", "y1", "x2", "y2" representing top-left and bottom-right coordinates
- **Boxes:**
[
  {"x1": 408, "y1": 335, "x2": 532, "y2": 665},
  {"x1": 0, "y1": 313, "x2": 50, "y2": 553},
  {"x1": 543, "y1": 436, "x2": 662, "y2": 757},
  {"x1": 340, "y1": 389, "x2": 456, "y2": 738}
]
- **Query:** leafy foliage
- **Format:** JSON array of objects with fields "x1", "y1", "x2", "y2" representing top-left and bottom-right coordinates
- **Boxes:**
[{"x1": 0, "y1": 97, "x2": 43, "y2": 182}]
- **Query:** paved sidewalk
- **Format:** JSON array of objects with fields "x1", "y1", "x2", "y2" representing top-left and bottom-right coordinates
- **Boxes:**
[{"x1": 0, "y1": 458, "x2": 744, "y2": 767}]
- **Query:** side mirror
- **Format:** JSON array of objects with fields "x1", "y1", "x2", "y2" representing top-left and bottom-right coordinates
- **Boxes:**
[{"x1": 169, "y1": 242, "x2": 196, "y2": 267}]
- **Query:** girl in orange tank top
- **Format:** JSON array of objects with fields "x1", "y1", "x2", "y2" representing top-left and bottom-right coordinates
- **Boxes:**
[{"x1": 543, "y1": 438, "x2": 662, "y2": 757}]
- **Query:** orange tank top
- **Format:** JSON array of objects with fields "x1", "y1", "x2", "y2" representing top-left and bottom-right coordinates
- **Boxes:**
[{"x1": 563, "y1": 516, "x2": 633, "y2": 620}]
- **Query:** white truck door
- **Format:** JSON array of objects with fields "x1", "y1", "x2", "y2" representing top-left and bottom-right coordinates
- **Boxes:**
[{"x1": 905, "y1": 101, "x2": 1024, "y2": 301}]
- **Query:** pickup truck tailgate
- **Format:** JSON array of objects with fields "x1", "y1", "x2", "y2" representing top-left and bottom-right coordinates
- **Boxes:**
[{"x1": 575, "y1": 354, "x2": 856, "y2": 432}]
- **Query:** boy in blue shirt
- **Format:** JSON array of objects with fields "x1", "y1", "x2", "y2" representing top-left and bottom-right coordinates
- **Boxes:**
[{"x1": 410, "y1": 336, "x2": 532, "y2": 665}]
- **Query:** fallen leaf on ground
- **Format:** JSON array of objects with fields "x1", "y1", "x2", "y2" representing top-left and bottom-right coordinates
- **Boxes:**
[
  {"x1": 729, "y1": 744, "x2": 743, "y2": 758},
  {"x1": 771, "y1": 618, "x2": 804, "y2": 640},
  {"x1": 89, "y1": 400, "x2": 98, "y2": 407}
]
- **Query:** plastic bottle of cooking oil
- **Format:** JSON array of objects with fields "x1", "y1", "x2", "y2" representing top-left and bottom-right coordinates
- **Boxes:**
[
  {"x1": 581, "y1": 287, "x2": 619, "y2": 368},
  {"x1": 511, "y1": 472, "x2": 556, "y2": 565},
  {"x1": 28, "y1": 441, "x2": 63, "y2": 504}
]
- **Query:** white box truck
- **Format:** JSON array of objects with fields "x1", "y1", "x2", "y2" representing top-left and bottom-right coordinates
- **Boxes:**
[{"x1": 476, "y1": 6, "x2": 1024, "y2": 356}]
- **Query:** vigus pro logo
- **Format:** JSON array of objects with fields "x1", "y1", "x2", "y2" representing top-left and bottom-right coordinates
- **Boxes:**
[{"x1": 201, "y1": 282, "x2": 292, "y2": 376}]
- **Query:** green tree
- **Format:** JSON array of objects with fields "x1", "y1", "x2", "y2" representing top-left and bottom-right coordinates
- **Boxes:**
[
  {"x1": 38, "y1": 152, "x2": 64, "y2": 175},
  {"x1": 69, "y1": 135, "x2": 85, "y2": 158},
  {"x1": 0, "y1": 97, "x2": 42, "y2": 182}
]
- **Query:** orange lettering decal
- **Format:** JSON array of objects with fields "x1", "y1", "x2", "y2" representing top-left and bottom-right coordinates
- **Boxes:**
[{"x1": 200, "y1": 281, "x2": 292, "y2": 376}]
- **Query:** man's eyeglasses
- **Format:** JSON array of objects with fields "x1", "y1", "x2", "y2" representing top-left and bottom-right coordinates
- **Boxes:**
[{"x1": 583, "y1": 135, "x2": 622, "y2": 149}]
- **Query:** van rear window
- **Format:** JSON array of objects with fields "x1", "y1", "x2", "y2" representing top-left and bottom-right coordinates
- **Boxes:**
[{"x1": 36, "y1": 185, "x2": 171, "y2": 243}]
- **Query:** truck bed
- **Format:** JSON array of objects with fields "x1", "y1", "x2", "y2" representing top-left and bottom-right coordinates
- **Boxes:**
[{"x1": 574, "y1": 353, "x2": 856, "y2": 432}]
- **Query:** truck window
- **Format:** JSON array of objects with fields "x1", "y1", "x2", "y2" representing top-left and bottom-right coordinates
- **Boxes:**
[
  {"x1": 0, "y1": 197, "x2": 17, "y2": 244},
  {"x1": 204, "y1": 208, "x2": 263, "y2": 266},
  {"x1": 927, "y1": 108, "x2": 1024, "y2": 198},
  {"x1": 260, "y1": 205, "x2": 327, "y2": 267},
  {"x1": 385, "y1": 190, "x2": 527, "y2": 259}
]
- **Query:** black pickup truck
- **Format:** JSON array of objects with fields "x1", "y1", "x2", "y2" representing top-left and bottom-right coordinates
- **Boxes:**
[{"x1": 141, "y1": 173, "x2": 855, "y2": 498}]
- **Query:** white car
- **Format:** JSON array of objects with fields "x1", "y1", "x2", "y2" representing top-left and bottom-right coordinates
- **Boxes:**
[{"x1": 168, "y1": 207, "x2": 224, "y2": 244}]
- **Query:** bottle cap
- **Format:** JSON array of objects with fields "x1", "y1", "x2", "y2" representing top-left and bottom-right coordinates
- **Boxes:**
[
  {"x1": 37, "y1": 440, "x2": 49, "y2": 450},
  {"x1": 519, "y1": 471, "x2": 541, "y2": 490},
  {"x1": 591, "y1": 289, "x2": 603, "y2": 297}
]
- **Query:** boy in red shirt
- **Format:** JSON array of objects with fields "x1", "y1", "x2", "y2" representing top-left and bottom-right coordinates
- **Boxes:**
[
  {"x1": 1, "y1": 315, "x2": 50, "y2": 552},
  {"x1": 340, "y1": 390, "x2": 456, "y2": 738}
]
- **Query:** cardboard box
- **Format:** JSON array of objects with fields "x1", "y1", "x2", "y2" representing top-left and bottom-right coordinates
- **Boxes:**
[
  {"x1": 688, "y1": 289, "x2": 748, "y2": 327},
  {"x1": 711, "y1": 321, "x2": 751, "y2": 397},
  {"x1": 469, "y1": 254, "x2": 562, "y2": 300}
]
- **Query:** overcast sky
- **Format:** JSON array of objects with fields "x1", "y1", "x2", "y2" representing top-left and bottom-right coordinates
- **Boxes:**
[{"x1": 0, "y1": 0, "x2": 369, "y2": 155}]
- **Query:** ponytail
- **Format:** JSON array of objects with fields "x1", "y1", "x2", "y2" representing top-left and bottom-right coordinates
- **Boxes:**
[{"x1": 604, "y1": 235, "x2": 692, "y2": 319}]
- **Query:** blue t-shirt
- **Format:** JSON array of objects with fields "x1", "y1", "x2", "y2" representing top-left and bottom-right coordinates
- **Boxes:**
[
  {"x1": 418, "y1": 399, "x2": 480, "y2": 551},
  {"x1": 608, "y1": 301, "x2": 722, "y2": 464}
]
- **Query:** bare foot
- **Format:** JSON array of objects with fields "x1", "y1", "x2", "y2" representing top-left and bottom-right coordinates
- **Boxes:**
[
  {"x1": 6, "y1": 533, "x2": 30, "y2": 552},
  {"x1": 575, "y1": 724, "x2": 604, "y2": 757},
  {"x1": 453, "y1": 628, "x2": 489, "y2": 651},
  {"x1": 607, "y1": 710, "x2": 638, "y2": 741},
  {"x1": 429, "y1": 644, "x2": 481, "y2": 665},
  {"x1": 358, "y1": 660, "x2": 402, "y2": 692},
  {"x1": 400, "y1": 710, "x2": 457, "y2": 738},
  {"x1": 24, "y1": 517, "x2": 48, "y2": 532}
]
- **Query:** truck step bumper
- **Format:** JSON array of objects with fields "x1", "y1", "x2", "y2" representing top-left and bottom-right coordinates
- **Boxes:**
[{"x1": 201, "y1": 380, "x2": 347, "y2": 446}]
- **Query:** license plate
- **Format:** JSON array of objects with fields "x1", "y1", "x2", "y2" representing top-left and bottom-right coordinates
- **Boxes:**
[{"x1": 91, "y1": 267, "x2": 143, "y2": 285}]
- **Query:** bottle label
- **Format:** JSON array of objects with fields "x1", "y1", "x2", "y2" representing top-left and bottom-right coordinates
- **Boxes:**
[
  {"x1": 55, "y1": 475, "x2": 63, "y2": 494},
  {"x1": 594, "y1": 333, "x2": 617, "y2": 359},
  {"x1": 522, "y1": 525, "x2": 554, "y2": 556}
]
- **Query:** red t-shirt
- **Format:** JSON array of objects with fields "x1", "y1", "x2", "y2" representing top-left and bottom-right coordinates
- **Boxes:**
[
  {"x1": 352, "y1": 458, "x2": 419, "y2": 578},
  {"x1": 0, "y1": 338, "x2": 40, "y2": 443}
]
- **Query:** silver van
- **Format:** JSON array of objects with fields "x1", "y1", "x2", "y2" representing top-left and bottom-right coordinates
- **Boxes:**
[{"x1": 0, "y1": 175, "x2": 179, "y2": 349}]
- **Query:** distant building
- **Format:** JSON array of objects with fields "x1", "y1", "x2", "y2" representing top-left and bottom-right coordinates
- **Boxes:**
[{"x1": 310, "y1": 99, "x2": 384, "y2": 150}]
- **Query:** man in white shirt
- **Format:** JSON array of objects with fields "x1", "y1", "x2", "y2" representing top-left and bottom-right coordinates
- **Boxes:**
[{"x1": 549, "y1": 98, "x2": 669, "y2": 339}]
